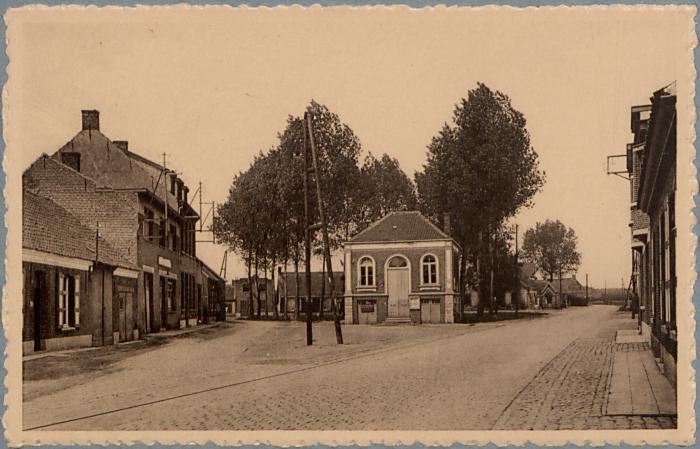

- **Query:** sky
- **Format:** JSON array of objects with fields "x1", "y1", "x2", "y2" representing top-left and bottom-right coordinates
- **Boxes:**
[{"x1": 6, "y1": 5, "x2": 694, "y2": 289}]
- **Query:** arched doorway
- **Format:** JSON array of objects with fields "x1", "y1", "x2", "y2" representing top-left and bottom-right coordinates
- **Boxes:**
[{"x1": 386, "y1": 255, "x2": 410, "y2": 318}]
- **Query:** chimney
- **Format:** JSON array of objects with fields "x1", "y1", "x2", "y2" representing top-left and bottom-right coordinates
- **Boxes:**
[
  {"x1": 81, "y1": 110, "x2": 100, "y2": 131},
  {"x1": 443, "y1": 212, "x2": 452, "y2": 236},
  {"x1": 112, "y1": 140, "x2": 128, "y2": 151}
]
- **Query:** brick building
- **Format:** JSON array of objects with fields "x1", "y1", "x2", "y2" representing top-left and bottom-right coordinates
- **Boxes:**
[
  {"x1": 23, "y1": 109, "x2": 225, "y2": 348},
  {"x1": 279, "y1": 271, "x2": 344, "y2": 319},
  {"x1": 626, "y1": 83, "x2": 677, "y2": 387},
  {"x1": 231, "y1": 276, "x2": 275, "y2": 318},
  {"x1": 22, "y1": 190, "x2": 139, "y2": 353},
  {"x1": 342, "y1": 211, "x2": 461, "y2": 324}
]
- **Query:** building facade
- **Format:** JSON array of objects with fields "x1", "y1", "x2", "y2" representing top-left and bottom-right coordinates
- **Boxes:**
[
  {"x1": 342, "y1": 211, "x2": 461, "y2": 324},
  {"x1": 23, "y1": 109, "x2": 225, "y2": 351},
  {"x1": 626, "y1": 84, "x2": 677, "y2": 387},
  {"x1": 22, "y1": 190, "x2": 139, "y2": 353}
]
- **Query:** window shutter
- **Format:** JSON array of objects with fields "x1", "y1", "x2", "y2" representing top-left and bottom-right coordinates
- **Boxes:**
[{"x1": 74, "y1": 275, "x2": 81, "y2": 326}]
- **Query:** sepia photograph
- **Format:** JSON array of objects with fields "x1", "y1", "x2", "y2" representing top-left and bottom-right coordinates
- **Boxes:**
[{"x1": 2, "y1": 4, "x2": 696, "y2": 446}]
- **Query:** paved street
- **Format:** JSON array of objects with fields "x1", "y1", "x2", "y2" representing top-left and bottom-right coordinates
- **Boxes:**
[{"x1": 23, "y1": 305, "x2": 676, "y2": 431}]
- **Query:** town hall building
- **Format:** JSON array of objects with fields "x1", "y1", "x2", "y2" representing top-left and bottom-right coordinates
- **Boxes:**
[{"x1": 342, "y1": 211, "x2": 461, "y2": 324}]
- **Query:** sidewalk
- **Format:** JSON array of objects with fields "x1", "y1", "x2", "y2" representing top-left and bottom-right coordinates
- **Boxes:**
[
  {"x1": 604, "y1": 329, "x2": 676, "y2": 416},
  {"x1": 23, "y1": 323, "x2": 221, "y2": 362}
]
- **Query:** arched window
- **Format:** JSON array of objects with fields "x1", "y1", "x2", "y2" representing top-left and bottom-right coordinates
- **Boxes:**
[
  {"x1": 358, "y1": 257, "x2": 375, "y2": 287},
  {"x1": 422, "y1": 254, "x2": 438, "y2": 285}
]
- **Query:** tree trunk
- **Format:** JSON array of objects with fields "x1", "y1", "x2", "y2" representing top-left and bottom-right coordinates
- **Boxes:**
[
  {"x1": 459, "y1": 248, "x2": 468, "y2": 322},
  {"x1": 294, "y1": 257, "x2": 300, "y2": 321},
  {"x1": 254, "y1": 250, "x2": 261, "y2": 318},
  {"x1": 319, "y1": 252, "x2": 326, "y2": 321},
  {"x1": 263, "y1": 259, "x2": 269, "y2": 318},
  {"x1": 272, "y1": 256, "x2": 279, "y2": 319},
  {"x1": 247, "y1": 245, "x2": 254, "y2": 319},
  {"x1": 282, "y1": 257, "x2": 289, "y2": 319}
]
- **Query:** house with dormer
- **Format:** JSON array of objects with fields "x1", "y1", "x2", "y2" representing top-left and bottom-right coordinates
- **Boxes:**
[{"x1": 342, "y1": 211, "x2": 461, "y2": 324}]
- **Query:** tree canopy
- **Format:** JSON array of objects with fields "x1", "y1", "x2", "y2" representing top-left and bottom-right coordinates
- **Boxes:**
[
  {"x1": 416, "y1": 83, "x2": 545, "y2": 307},
  {"x1": 521, "y1": 219, "x2": 582, "y2": 282}
]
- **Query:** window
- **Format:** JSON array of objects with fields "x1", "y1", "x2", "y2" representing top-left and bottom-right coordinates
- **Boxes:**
[
  {"x1": 358, "y1": 257, "x2": 375, "y2": 287},
  {"x1": 58, "y1": 273, "x2": 80, "y2": 329},
  {"x1": 388, "y1": 256, "x2": 407, "y2": 268},
  {"x1": 422, "y1": 254, "x2": 438, "y2": 285}
]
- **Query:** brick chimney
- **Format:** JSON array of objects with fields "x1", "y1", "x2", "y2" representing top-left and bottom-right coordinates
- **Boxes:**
[
  {"x1": 112, "y1": 140, "x2": 128, "y2": 151},
  {"x1": 81, "y1": 110, "x2": 100, "y2": 131},
  {"x1": 443, "y1": 212, "x2": 452, "y2": 236}
]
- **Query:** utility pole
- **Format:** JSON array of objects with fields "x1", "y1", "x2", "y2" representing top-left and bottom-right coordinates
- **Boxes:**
[
  {"x1": 306, "y1": 112, "x2": 343, "y2": 344},
  {"x1": 604, "y1": 280, "x2": 607, "y2": 305},
  {"x1": 303, "y1": 113, "x2": 313, "y2": 346}
]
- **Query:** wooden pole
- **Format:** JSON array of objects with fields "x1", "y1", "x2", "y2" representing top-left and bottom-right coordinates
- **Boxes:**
[
  {"x1": 307, "y1": 112, "x2": 344, "y2": 344},
  {"x1": 303, "y1": 113, "x2": 313, "y2": 346}
]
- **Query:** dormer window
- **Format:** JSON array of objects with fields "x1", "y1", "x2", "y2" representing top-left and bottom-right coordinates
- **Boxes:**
[{"x1": 358, "y1": 256, "x2": 375, "y2": 287}]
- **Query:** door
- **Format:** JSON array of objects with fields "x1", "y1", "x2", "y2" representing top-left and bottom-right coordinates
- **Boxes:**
[
  {"x1": 420, "y1": 298, "x2": 441, "y2": 323},
  {"x1": 160, "y1": 277, "x2": 168, "y2": 329},
  {"x1": 387, "y1": 269, "x2": 409, "y2": 318},
  {"x1": 33, "y1": 271, "x2": 45, "y2": 351},
  {"x1": 118, "y1": 291, "x2": 126, "y2": 341},
  {"x1": 144, "y1": 273, "x2": 154, "y2": 333}
]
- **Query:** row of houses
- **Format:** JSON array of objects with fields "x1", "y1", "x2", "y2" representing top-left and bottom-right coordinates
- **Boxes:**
[
  {"x1": 625, "y1": 83, "x2": 677, "y2": 387},
  {"x1": 227, "y1": 211, "x2": 587, "y2": 324},
  {"x1": 22, "y1": 110, "x2": 226, "y2": 354}
]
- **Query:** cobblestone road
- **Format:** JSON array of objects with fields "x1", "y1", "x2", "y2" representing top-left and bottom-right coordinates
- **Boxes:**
[{"x1": 24, "y1": 305, "x2": 675, "y2": 431}]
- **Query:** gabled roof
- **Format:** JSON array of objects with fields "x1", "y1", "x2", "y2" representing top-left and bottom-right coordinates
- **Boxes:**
[
  {"x1": 23, "y1": 190, "x2": 134, "y2": 269},
  {"x1": 52, "y1": 129, "x2": 196, "y2": 218},
  {"x1": 553, "y1": 277, "x2": 585, "y2": 294},
  {"x1": 529, "y1": 279, "x2": 556, "y2": 295},
  {"x1": 348, "y1": 211, "x2": 452, "y2": 244}
]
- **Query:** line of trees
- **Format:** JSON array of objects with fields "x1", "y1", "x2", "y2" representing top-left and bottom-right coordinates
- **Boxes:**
[
  {"x1": 214, "y1": 101, "x2": 416, "y2": 319},
  {"x1": 216, "y1": 84, "x2": 583, "y2": 322}
]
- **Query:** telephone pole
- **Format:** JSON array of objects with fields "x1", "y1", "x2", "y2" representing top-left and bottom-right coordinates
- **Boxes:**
[
  {"x1": 303, "y1": 113, "x2": 313, "y2": 346},
  {"x1": 305, "y1": 112, "x2": 343, "y2": 344}
]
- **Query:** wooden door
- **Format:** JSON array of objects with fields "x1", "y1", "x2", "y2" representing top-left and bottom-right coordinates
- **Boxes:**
[
  {"x1": 144, "y1": 273, "x2": 153, "y2": 333},
  {"x1": 430, "y1": 299, "x2": 440, "y2": 323},
  {"x1": 387, "y1": 269, "x2": 409, "y2": 318},
  {"x1": 421, "y1": 298, "x2": 441, "y2": 323},
  {"x1": 33, "y1": 271, "x2": 45, "y2": 351},
  {"x1": 118, "y1": 292, "x2": 126, "y2": 341}
]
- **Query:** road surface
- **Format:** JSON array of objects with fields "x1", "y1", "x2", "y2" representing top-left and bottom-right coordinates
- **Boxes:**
[{"x1": 23, "y1": 305, "x2": 676, "y2": 430}]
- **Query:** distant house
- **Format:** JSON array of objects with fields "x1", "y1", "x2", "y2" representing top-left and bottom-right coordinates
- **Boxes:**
[
  {"x1": 342, "y1": 211, "x2": 461, "y2": 324},
  {"x1": 530, "y1": 280, "x2": 558, "y2": 308},
  {"x1": 23, "y1": 190, "x2": 139, "y2": 353},
  {"x1": 515, "y1": 262, "x2": 538, "y2": 309},
  {"x1": 278, "y1": 271, "x2": 344, "y2": 318},
  {"x1": 232, "y1": 276, "x2": 275, "y2": 318},
  {"x1": 553, "y1": 276, "x2": 586, "y2": 305}
]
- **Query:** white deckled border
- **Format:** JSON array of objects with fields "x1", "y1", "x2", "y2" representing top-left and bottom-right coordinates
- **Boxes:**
[{"x1": 2, "y1": 3, "x2": 697, "y2": 447}]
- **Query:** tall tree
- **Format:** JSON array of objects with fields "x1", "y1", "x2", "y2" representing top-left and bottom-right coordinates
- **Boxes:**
[
  {"x1": 521, "y1": 219, "x2": 581, "y2": 282},
  {"x1": 416, "y1": 83, "x2": 545, "y2": 317},
  {"x1": 350, "y1": 153, "x2": 417, "y2": 234}
]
